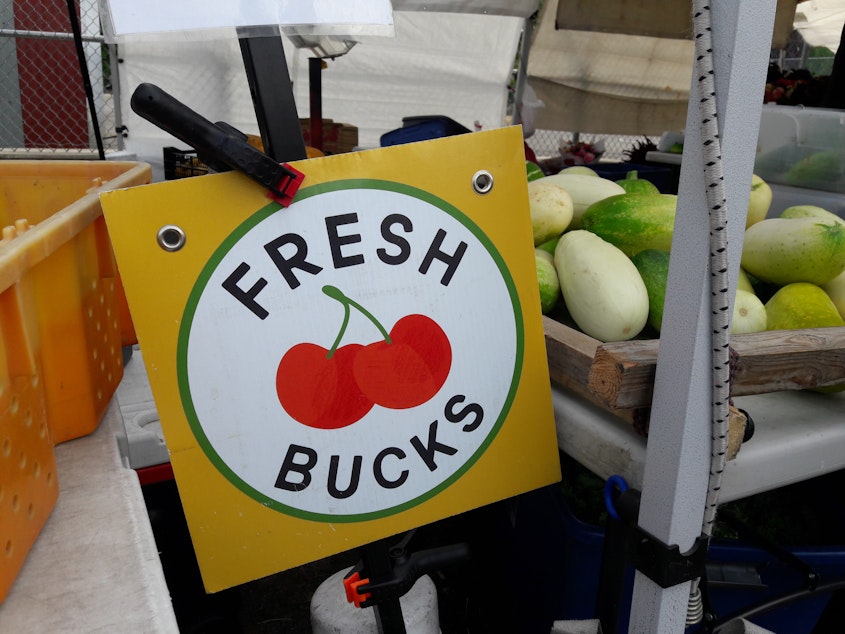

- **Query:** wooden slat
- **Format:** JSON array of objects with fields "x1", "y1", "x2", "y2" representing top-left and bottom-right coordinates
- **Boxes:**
[
  {"x1": 583, "y1": 327, "x2": 845, "y2": 410},
  {"x1": 731, "y1": 328, "x2": 845, "y2": 395},
  {"x1": 586, "y1": 338, "x2": 659, "y2": 411},
  {"x1": 543, "y1": 315, "x2": 597, "y2": 393},
  {"x1": 543, "y1": 316, "x2": 637, "y2": 424}
]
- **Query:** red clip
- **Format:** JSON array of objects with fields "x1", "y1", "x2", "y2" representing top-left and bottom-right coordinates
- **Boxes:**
[
  {"x1": 267, "y1": 163, "x2": 305, "y2": 207},
  {"x1": 343, "y1": 571, "x2": 372, "y2": 608}
]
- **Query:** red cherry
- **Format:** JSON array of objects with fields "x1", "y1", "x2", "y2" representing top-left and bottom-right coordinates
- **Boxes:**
[
  {"x1": 353, "y1": 314, "x2": 451, "y2": 409},
  {"x1": 276, "y1": 342, "x2": 374, "y2": 429}
]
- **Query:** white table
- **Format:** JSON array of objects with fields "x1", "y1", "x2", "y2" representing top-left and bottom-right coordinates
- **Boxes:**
[
  {"x1": 7, "y1": 350, "x2": 841, "y2": 631},
  {"x1": 0, "y1": 389, "x2": 178, "y2": 633},
  {"x1": 554, "y1": 386, "x2": 845, "y2": 503}
]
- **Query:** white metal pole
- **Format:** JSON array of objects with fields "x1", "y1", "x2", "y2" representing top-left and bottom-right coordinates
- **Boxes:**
[
  {"x1": 511, "y1": 14, "x2": 537, "y2": 127},
  {"x1": 629, "y1": 2, "x2": 776, "y2": 631}
]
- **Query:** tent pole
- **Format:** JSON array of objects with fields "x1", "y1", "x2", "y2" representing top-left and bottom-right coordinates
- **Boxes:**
[
  {"x1": 511, "y1": 13, "x2": 537, "y2": 127},
  {"x1": 628, "y1": 2, "x2": 775, "y2": 631}
]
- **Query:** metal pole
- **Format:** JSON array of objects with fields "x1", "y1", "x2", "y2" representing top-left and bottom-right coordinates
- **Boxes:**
[
  {"x1": 361, "y1": 539, "x2": 407, "y2": 634},
  {"x1": 628, "y1": 2, "x2": 776, "y2": 631},
  {"x1": 108, "y1": 43, "x2": 125, "y2": 151},
  {"x1": 0, "y1": 28, "x2": 103, "y2": 42},
  {"x1": 309, "y1": 57, "x2": 323, "y2": 152},
  {"x1": 238, "y1": 32, "x2": 307, "y2": 162},
  {"x1": 511, "y1": 13, "x2": 537, "y2": 127}
]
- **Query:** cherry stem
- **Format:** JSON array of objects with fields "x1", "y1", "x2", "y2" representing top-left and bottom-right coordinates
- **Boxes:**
[{"x1": 322, "y1": 285, "x2": 391, "y2": 357}]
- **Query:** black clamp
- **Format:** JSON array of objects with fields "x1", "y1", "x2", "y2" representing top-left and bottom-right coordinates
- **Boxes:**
[
  {"x1": 343, "y1": 530, "x2": 471, "y2": 610},
  {"x1": 610, "y1": 485, "x2": 709, "y2": 589},
  {"x1": 635, "y1": 529, "x2": 709, "y2": 589},
  {"x1": 130, "y1": 83, "x2": 304, "y2": 206}
]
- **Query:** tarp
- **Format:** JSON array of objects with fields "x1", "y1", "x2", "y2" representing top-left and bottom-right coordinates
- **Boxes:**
[{"x1": 794, "y1": 0, "x2": 845, "y2": 51}]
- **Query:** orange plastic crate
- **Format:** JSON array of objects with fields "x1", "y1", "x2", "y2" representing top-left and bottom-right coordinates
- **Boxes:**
[{"x1": 0, "y1": 160, "x2": 151, "y2": 602}]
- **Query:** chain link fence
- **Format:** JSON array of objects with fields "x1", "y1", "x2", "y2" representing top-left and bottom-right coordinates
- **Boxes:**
[
  {"x1": 0, "y1": 0, "x2": 120, "y2": 157},
  {"x1": 774, "y1": 29, "x2": 836, "y2": 76}
]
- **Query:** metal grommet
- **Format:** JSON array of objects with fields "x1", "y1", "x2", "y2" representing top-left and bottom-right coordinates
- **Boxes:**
[
  {"x1": 157, "y1": 224, "x2": 186, "y2": 252},
  {"x1": 471, "y1": 170, "x2": 494, "y2": 194}
]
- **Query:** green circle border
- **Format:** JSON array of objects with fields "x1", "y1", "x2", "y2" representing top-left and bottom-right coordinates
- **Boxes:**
[{"x1": 177, "y1": 179, "x2": 525, "y2": 523}]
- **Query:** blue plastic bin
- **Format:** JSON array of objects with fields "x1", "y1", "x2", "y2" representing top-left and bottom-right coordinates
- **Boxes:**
[
  {"x1": 504, "y1": 485, "x2": 843, "y2": 634},
  {"x1": 380, "y1": 115, "x2": 471, "y2": 147}
]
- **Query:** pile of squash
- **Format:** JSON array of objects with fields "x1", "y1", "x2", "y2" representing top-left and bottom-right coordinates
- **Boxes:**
[{"x1": 529, "y1": 164, "x2": 845, "y2": 343}]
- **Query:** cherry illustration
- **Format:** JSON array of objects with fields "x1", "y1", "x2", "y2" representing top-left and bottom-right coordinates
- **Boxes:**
[
  {"x1": 276, "y1": 341, "x2": 373, "y2": 429},
  {"x1": 353, "y1": 314, "x2": 452, "y2": 409},
  {"x1": 275, "y1": 285, "x2": 452, "y2": 428}
]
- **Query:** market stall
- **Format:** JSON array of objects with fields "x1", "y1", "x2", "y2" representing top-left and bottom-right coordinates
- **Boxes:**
[{"x1": 3, "y1": 1, "x2": 845, "y2": 633}]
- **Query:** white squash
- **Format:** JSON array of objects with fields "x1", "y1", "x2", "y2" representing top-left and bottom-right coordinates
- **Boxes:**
[
  {"x1": 537, "y1": 173, "x2": 625, "y2": 229},
  {"x1": 527, "y1": 179, "x2": 574, "y2": 246},
  {"x1": 558, "y1": 165, "x2": 599, "y2": 177},
  {"x1": 731, "y1": 289, "x2": 767, "y2": 334},
  {"x1": 780, "y1": 204, "x2": 845, "y2": 226},
  {"x1": 553, "y1": 230, "x2": 649, "y2": 342},
  {"x1": 741, "y1": 217, "x2": 845, "y2": 286},
  {"x1": 822, "y1": 269, "x2": 845, "y2": 320}
]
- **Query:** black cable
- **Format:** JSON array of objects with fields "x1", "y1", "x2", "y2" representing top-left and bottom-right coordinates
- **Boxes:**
[
  {"x1": 703, "y1": 577, "x2": 845, "y2": 632},
  {"x1": 66, "y1": 0, "x2": 105, "y2": 159}
]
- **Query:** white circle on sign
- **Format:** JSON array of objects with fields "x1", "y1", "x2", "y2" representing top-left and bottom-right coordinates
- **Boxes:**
[{"x1": 178, "y1": 180, "x2": 523, "y2": 521}]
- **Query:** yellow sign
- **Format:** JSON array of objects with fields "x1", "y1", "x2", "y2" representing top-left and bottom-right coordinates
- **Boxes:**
[{"x1": 101, "y1": 126, "x2": 560, "y2": 592}]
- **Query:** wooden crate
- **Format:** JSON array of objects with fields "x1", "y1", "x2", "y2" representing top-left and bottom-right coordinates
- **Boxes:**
[
  {"x1": 299, "y1": 118, "x2": 358, "y2": 154},
  {"x1": 544, "y1": 315, "x2": 845, "y2": 427}
]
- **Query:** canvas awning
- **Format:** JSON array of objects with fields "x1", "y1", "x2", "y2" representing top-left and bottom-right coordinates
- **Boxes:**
[
  {"x1": 525, "y1": 0, "x2": 832, "y2": 136},
  {"x1": 526, "y1": 0, "x2": 693, "y2": 136}
]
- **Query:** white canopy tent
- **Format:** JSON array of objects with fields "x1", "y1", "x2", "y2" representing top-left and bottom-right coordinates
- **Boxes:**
[
  {"x1": 114, "y1": 1, "x2": 539, "y2": 181},
  {"x1": 113, "y1": 0, "x2": 845, "y2": 177}
]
